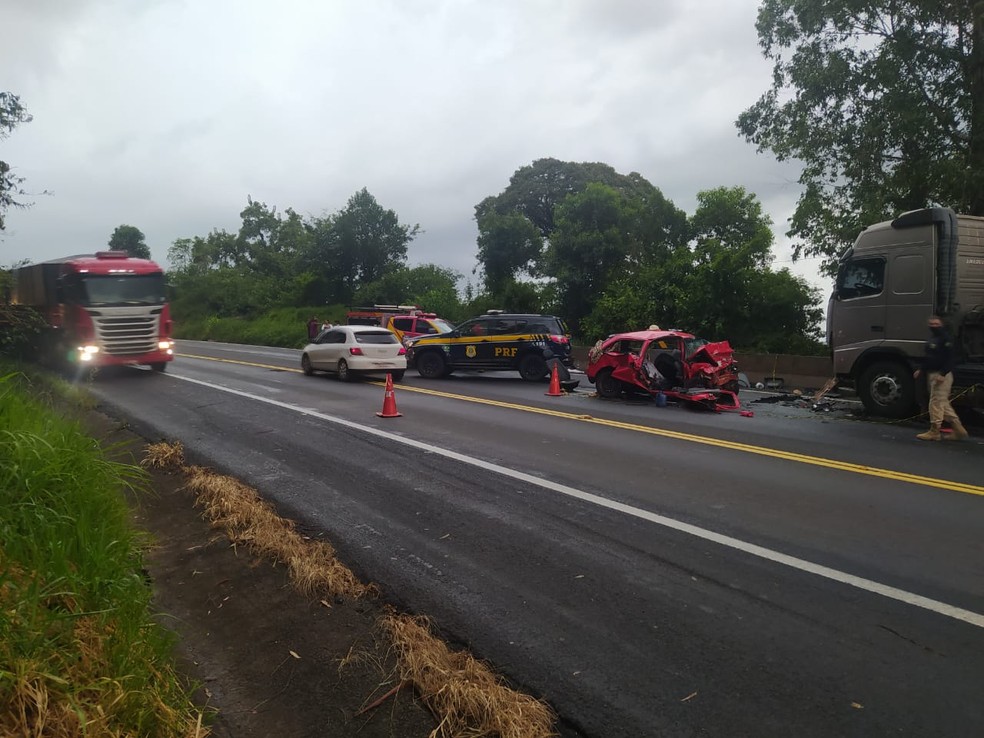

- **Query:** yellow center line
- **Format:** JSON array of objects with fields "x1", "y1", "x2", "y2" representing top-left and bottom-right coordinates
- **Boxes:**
[{"x1": 178, "y1": 352, "x2": 984, "y2": 497}]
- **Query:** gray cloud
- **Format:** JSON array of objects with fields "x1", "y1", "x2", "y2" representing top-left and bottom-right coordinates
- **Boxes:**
[{"x1": 1, "y1": 0, "x2": 826, "y2": 295}]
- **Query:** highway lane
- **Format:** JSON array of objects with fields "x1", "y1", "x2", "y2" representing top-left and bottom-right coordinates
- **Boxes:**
[{"x1": 83, "y1": 341, "x2": 984, "y2": 737}]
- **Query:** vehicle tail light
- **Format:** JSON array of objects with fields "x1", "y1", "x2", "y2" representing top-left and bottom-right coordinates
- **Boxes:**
[
  {"x1": 398, "y1": 346, "x2": 406, "y2": 355},
  {"x1": 349, "y1": 347, "x2": 364, "y2": 356},
  {"x1": 549, "y1": 335, "x2": 569, "y2": 345}
]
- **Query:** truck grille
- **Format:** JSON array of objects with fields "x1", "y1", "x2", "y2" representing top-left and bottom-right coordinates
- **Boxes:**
[{"x1": 92, "y1": 314, "x2": 159, "y2": 356}]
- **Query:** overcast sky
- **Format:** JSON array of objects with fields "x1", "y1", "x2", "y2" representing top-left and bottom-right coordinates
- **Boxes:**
[{"x1": 2, "y1": 0, "x2": 829, "y2": 295}]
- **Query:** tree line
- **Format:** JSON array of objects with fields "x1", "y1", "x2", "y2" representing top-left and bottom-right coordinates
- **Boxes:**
[{"x1": 150, "y1": 164, "x2": 823, "y2": 353}]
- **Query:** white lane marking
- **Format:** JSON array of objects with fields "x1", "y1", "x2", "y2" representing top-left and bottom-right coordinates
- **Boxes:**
[{"x1": 167, "y1": 372, "x2": 984, "y2": 629}]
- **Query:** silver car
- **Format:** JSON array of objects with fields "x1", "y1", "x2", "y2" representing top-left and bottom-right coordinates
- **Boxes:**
[{"x1": 301, "y1": 325, "x2": 407, "y2": 381}]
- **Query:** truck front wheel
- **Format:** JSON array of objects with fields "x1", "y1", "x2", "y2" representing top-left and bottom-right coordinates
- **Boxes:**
[
  {"x1": 858, "y1": 360, "x2": 915, "y2": 419},
  {"x1": 150, "y1": 362, "x2": 167, "y2": 373}
]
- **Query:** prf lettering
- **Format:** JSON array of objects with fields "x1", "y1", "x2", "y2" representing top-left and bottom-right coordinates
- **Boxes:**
[{"x1": 494, "y1": 347, "x2": 517, "y2": 357}]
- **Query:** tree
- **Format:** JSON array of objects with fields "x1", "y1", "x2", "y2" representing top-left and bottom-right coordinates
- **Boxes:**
[
  {"x1": 109, "y1": 224, "x2": 151, "y2": 259},
  {"x1": 547, "y1": 183, "x2": 636, "y2": 325},
  {"x1": 737, "y1": 2, "x2": 984, "y2": 273},
  {"x1": 352, "y1": 264, "x2": 462, "y2": 311},
  {"x1": 323, "y1": 188, "x2": 418, "y2": 302},
  {"x1": 584, "y1": 186, "x2": 823, "y2": 353},
  {"x1": 1, "y1": 92, "x2": 33, "y2": 232},
  {"x1": 474, "y1": 159, "x2": 687, "y2": 288},
  {"x1": 475, "y1": 210, "x2": 542, "y2": 294}
]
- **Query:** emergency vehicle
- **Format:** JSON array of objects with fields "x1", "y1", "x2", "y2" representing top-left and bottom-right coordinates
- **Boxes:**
[
  {"x1": 405, "y1": 311, "x2": 574, "y2": 381},
  {"x1": 346, "y1": 304, "x2": 452, "y2": 343}
]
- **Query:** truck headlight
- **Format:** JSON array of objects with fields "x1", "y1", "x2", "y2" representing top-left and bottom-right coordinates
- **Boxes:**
[
  {"x1": 78, "y1": 345, "x2": 99, "y2": 361},
  {"x1": 158, "y1": 340, "x2": 173, "y2": 350}
]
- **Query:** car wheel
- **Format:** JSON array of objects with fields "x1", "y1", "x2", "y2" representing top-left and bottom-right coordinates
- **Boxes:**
[
  {"x1": 858, "y1": 359, "x2": 915, "y2": 418},
  {"x1": 337, "y1": 359, "x2": 351, "y2": 382},
  {"x1": 416, "y1": 351, "x2": 446, "y2": 379},
  {"x1": 518, "y1": 353, "x2": 548, "y2": 382},
  {"x1": 301, "y1": 354, "x2": 314, "y2": 376},
  {"x1": 150, "y1": 362, "x2": 167, "y2": 373},
  {"x1": 391, "y1": 370, "x2": 405, "y2": 382},
  {"x1": 595, "y1": 369, "x2": 623, "y2": 399}
]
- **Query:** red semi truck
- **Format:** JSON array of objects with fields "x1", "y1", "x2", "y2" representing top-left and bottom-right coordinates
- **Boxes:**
[{"x1": 11, "y1": 250, "x2": 175, "y2": 371}]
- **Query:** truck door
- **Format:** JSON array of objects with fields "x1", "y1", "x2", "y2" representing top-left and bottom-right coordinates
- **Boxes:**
[
  {"x1": 885, "y1": 251, "x2": 932, "y2": 345},
  {"x1": 830, "y1": 256, "x2": 887, "y2": 374}
]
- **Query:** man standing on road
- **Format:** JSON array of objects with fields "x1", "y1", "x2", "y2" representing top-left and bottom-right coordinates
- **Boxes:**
[
  {"x1": 307, "y1": 316, "x2": 320, "y2": 342},
  {"x1": 913, "y1": 315, "x2": 968, "y2": 441}
]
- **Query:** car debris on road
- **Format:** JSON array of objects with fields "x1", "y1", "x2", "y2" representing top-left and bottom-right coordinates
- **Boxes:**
[{"x1": 585, "y1": 328, "x2": 741, "y2": 411}]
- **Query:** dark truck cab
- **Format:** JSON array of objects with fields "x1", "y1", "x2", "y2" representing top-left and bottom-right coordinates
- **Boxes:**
[{"x1": 828, "y1": 208, "x2": 984, "y2": 417}]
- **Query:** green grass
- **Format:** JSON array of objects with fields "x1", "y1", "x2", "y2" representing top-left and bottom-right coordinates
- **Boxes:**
[
  {"x1": 0, "y1": 367, "x2": 207, "y2": 736},
  {"x1": 174, "y1": 305, "x2": 348, "y2": 348}
]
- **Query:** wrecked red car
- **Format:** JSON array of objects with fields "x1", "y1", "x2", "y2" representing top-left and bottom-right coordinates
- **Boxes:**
[{"x1": 585, "y1": 329, "x2": 741, "y2": 411}]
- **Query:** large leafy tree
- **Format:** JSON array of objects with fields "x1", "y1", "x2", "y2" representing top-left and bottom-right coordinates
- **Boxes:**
[
  {"x1": 681, "y1": 187, "x2": 818, "y2": 348},
  {"x1": 737, "y1": 1, "x2": 984, "y2": 273},
  {"x1": 474, "y1": 158, "x2": 686, "y2": 290},
  {"x1": 547, "y1": 183, "x2": 639, "y2": 325},
  {"x1": 585, "y1": 187, "x2": 823, "y2": 352},
  {"x1": 1, "y1": 92, "x2": 32, "y2": 232},
  {"x1": 317, "y1": 188, "x2": 418, "y2": 302},
  {"x1": 475, "y1": 211, "x2": 542, "y2": 294},
  {"x1": 352, "y1": 263, "x2": 463, "y2": 318},
  {"x1": 108, "y1": 224, "x2": 152, "y2": 259},
  {"x1": 167, "y1": 230, "x2": 239, "y2": 274}
]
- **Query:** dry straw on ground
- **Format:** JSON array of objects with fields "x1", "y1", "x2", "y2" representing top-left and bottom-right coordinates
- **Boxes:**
[
  {"x1": 142, "y1": 441, "x2": 559, "y2": 737},
  {"x1": 380, "y1": 612, "x2": 557, "y2": 738}
]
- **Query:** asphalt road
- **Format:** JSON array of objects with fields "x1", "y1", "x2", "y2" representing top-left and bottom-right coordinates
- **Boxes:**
[{"x1": 83, "y1": 340, "x2": 984, "y2": 738}]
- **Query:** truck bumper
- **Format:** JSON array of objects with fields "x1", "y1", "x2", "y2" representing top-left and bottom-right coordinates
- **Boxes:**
[{"x1": 74, "y1": 344, "x2": 175, "y2": 368}]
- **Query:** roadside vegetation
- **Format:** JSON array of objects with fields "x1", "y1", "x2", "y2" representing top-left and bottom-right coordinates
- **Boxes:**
[
  {"x1": 162, "y1": 177, "x2": 827, "y2": 355},
  {"x1": 0, "y1": 367, "x2": 208, "y2": 737},
  {"x1": 144, "y1": 441, "x2": 558, "y2": 738}
]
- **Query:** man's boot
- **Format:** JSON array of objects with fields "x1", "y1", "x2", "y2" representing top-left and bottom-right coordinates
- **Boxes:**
[
  {"x1": 945, "y1": 419, "x2": 969, "y2": 440},
  {"x1": 917, "y1": 424, "x2": 942, "y2": 441}
]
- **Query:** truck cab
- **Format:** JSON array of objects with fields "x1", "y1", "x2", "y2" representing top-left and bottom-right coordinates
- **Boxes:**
[
  {"x1": 829, "y1": 208, "x2": 984, "y2": 417},
  {"x1": 12, "y1": 251, "x2": 175, "y2": 372}
]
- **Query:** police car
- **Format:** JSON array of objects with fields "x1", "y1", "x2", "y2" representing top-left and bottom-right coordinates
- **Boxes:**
[{"x1": 405, "y1": 311, "x2": 573, "y2": 381}]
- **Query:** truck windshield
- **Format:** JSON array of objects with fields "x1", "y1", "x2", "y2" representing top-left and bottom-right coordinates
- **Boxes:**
[{"x1": 78, "y1": 274, "x2": 167, "y2": 306}]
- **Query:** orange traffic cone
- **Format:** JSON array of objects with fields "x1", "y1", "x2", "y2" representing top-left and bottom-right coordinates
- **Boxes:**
[
  {"x1": 545, "y1": 362, "x2": 563, "y2": 396},
  {"x1": 376, "y1": 373, "x2": 403, "y2": 417}
]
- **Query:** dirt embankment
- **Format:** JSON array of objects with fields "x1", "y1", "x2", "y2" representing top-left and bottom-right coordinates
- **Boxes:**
[{"x1": 93, "y1": 409, "x2": 559, "y2": 738}]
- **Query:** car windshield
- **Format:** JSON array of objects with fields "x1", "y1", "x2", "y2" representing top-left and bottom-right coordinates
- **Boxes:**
[
  {"x1": 684, "y1": 337, "x2": 710, "y2": 356},
  {"x1": 430, "y1": 319, "x2": 453, "y2": 333},
  {"x1": 355, "y1": 331, "x2": 398, "y2": 344},
  {"x1": 74, "y1": 273, "x2": 167, "y2": 306}
]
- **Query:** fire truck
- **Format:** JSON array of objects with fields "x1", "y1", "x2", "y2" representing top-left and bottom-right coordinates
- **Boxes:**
[
  {"x1": 346, "y1": 304, "x2": 453, "y2": 343},
  {"x1": 11, "y1": 251, "x2": 175, "y2": 371}
]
